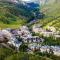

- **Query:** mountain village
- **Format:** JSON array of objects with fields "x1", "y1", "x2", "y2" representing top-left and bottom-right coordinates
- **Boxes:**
[
  {"x1": 0, "y1": 1, "x2": 60, "y2": 60},
  {"x1": 0, "y1": 24, "x2": 60, "y2": 56}
]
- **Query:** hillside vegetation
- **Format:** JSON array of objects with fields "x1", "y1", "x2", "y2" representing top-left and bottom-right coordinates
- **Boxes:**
[
  {"x1": 0, "y1": 1, "x2": 37, "y2": 29},
  {"x1": 0, "y1": 48, "x2": 56, "y2": 60},
  {"x1": 36, "y1": 2, "x2": 60, "y2": 30},
  {"x1": 0, "y1": 48, "x2": 60, "y2": 60}
]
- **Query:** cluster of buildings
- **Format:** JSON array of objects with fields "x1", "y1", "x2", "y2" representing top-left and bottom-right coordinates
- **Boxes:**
[
  {"x1": 0, "y1": 29, "x2": 22, "y2": 51},
  {"x1": 0, "y1": 25, "x2": 60, "y2": 56},
  {"x1": 32, "y1": 24, "x2": 60, "y2": 39},
  {"x1": 17, "y1": 26, "x2": 44, "y2": 43},
  {"x1": 0, "y1": 26, "x2": 44, "y2": 51},
  {"x1": 28, "y1": 43, "x2": 60, "y2": 56}
]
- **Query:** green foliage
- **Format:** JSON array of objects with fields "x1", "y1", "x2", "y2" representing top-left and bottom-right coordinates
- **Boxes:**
[
  {"x1": 0, "y1": 2, "x2": 27, "y2": 29},
  {"x1": 35, "y1": 51, "x2": 60, "y2": 60},
  {"x1": 0, "y1": 47, "x2": 60, "y2": 60},
  {"x1": 19, "y1": 44, "x2": 28, "y2": 52},
  {"x1": 5, "y1": 52, "x2": 51, "y2": 60},
  {"x1": 0, "y1": 48, "x2": 13, "y2": 60},
  {"x1": 43, "y1": 37, "x2": 60, "y2": 45}
]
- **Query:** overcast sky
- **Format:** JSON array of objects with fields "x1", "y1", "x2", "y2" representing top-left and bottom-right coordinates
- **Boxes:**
[{"x1": 21, "y1": 0, "x2": 31, "y2": 2}]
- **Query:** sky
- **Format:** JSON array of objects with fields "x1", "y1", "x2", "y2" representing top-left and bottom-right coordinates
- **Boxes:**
[
  {"x1": 22, "y1": 0, "x2": 31, "y2": 2},
  {"x1": 21, "y1": 0, "x2": 40, "y2": 3}
]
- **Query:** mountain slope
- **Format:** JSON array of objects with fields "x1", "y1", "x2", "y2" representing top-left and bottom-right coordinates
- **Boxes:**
[
  {"x1": 36, "y1": 2, "x2": 60, "y2": 30},
  {"x1": 0, "y1": 1, "x2": 41, "y2": 29},
  {"x1": 0, "y1": 1, "x2": 28, "y2": 29}
]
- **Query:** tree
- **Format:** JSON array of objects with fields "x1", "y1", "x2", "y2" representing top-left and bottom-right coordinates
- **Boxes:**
[{"x1": 19, "y1": 44, "x2": 28, "y2": 52}]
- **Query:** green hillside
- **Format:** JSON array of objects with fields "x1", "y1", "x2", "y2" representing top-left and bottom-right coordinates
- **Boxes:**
[
  {"x1": 36, "y1": 2, "x2": 60, "y2": 30},
  {"x1": 0, "y1": 1, "x2": 28, "y2": 29},
  {"x1": 0, "y1": 48, "x2": 60, "y2": 60},
  {"x1": 0, "y1": 48, "x2": 55, "y2": 60}
]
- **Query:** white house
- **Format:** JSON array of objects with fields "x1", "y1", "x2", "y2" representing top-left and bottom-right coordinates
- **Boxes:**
[
  {"x1": 42, "y1": 31, "x2": 54, "y2": 37},
  {"x1": 32, "y1": 24, "x2": 43, "y2": 33},
  {"x1": 54, "y1": 35, "x2": 60, "y2": 39},
  {"x1": 22, "y1": 36, "x2": 44, "y2": 43},
  {"x1": 28, "y1": 43, "x2": 41, "y2": 51},
  {"x1": 1, "y1": 30, "x2": 22, "y2": 51},
  {"x1": 47, "y1": 26, "x2": 56, "y2": 32}
]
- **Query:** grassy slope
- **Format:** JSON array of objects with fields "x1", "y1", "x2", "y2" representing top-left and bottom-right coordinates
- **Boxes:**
[
  {"x1": 1, "y1": 48, "x2": 60, "y2": 60},
  {"x1": 0, "y1": 2, "x2": 27, "y2": 29},
  {"x1": 36, "y1": 2, "x2": 60, "y2": 30},
  {"x1": 0, "y1": 48, "x2": 52, "y2": 60}
]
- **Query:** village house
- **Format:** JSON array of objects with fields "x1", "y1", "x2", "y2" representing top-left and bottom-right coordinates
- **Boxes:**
[
  {"x1": 28, "y1": 44, "x2": 60, "y2": 56},
  {"x1": 46, "y1": 26, "x2": 56, "y2": 33},
  {"x1": 32, "y1": 24, "x2": 59, "y2": 37},
  {"x1": 54, "y1": 35, "x2": 60, "y2": 39},
  {"x1": 7, "y1": 38, "x2": 22, "y2": 51},
  {"x1": 51, "y1": 46, "x2": 60, "y2": 56},
  {"x1": 28, "y1": 43, "x2": 41, "y2": 51},
  {"x1": 0, "y1": 30, "x2": 13, "y2": 43},
  {"x1": 32, "y1": 24, "x2": 43, "y2": 33},
  {"x1": 0, "y1": 29, "x2": 22, "y2": 51},
  {"x1": 0, "y1": 30, "x2": 8, "y2": 43},
  {"x1": 22, "y1": 36, "x2": 44, "y2": 43},
  {"x1": 41, "y1": 31, "x2": 54, "y2": 37},
  {"x1": 17, "y1": 26, "x2": 31, "y2": 37},
  {"x1": 40, "y1": 46, "x2": 50, "y2": 53}
]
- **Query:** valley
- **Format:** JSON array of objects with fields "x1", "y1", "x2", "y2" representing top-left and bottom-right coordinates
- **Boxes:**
[{"x1": 0, "y1": 0, "x2": 60, "y2": 60}]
